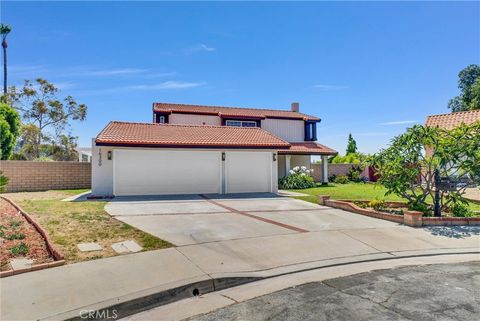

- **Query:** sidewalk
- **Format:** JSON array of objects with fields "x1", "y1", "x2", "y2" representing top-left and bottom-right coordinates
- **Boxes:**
[{"x1": 1, "y1": 226, "x2": 479, "y2": 321}]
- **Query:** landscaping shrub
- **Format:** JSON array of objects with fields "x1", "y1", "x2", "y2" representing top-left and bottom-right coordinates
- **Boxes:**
[
  {"x1": 279, "y1": 166, "x2": 315, "y2": 189},
  {"x1": 6, "y1": 233, "x2": 25, "y2": 240},
  {"x1": 333, "y1": 175, "x2": 349, "y2": 184},
  {"x1": 9, "y1": 220, "x2": 22, "y2": 228},
  {"x1": 408, "y1": 202, "x2": 432, "y2": 216},
  {"x1": 368, "y1": 199, "x2": 386, "y2": 211},
  {"x1": 347, "y1": 165, "x2": 365, "y2": 183},
  {"x1": 452, "y1": 203, "x2": 474, "y2": 217},
  {"x1": 0, "y1": 171, "x2": 8, "y2": 193},
  {"x1": 9, "y1": 242, "x2": 29, "y2": 256},
  {"x1": 353, "y1": 201, "x2": 367, "y2": 209}
]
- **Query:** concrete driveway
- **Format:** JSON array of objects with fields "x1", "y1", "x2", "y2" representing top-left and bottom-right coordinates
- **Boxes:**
[{"x1": 105, "y1": 193, "x2": 398, "y2": 246}]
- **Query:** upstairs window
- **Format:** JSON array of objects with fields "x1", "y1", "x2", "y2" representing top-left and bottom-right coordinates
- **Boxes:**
[
  {"x1": 225, "y1": 120, "x2": 258, "y2": 127},
  {"x1": 305, "y1": 121, "x2": 317, "y2": 141},
  {"x1": 155, "y1": 114, "x2": 169, "y2": 124}
]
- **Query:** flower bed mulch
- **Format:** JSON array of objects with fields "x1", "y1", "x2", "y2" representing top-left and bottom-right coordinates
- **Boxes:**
[{"x1": 0, "y1": 197, "x2": 60, "y2": 274}]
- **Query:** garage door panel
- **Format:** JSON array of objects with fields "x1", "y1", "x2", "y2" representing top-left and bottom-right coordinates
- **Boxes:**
[
  {"x1": 226, "y1": 152, "x2": 272, "y2": 193},
  {"x1": 114, "y1": 150, "x2": 221, "y2": 196}
]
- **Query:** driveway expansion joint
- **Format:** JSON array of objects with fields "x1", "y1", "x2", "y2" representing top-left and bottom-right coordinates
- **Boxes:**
[
  {"x1": 337, "y1": 230, "x2": 384, "y2": 252},
  {"x1": 199, "y1": 194, "x2": 309, "y2": 233}
]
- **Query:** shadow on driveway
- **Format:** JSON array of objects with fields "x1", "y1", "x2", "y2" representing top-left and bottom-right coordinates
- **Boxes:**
[{"x1": 423, "y1": 225, "x2": 480, "y2": 239}]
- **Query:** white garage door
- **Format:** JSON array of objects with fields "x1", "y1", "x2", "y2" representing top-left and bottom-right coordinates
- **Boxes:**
[
  {"x1": 225, "y1": 152, "x2": 272, "y2": 193},
  {"x1": 113, "y1": 150, "x2": 222, "y2": 196}
]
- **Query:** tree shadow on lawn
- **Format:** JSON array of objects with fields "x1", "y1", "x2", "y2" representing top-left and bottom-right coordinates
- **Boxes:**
[{"x1": 423, "y1": 225, "x2": 480, "y2": 239}]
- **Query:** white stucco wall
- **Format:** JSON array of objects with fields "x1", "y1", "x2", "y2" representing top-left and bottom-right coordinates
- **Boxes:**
[
  {"x1": 167, "y1": 114, "x2": 306, "y2": 144},
  {"x1": 91, "y1": 142, "x2": 279, "y2": 196},
  {"x1": 277, "y1": 154, "x2": 312, "y2": 179},
  {"x1": 261, "y1": 119, "x2": 305, "y2": 142},
  {"x1": 169, "y1": 113, "x2": 222, "y2": 126},
  {"x1": 291, "y1": 155, "x2": 312, "y2": 169},
  {"x1": 91, "y1": 139, "x2": 114, "y2": 196}
]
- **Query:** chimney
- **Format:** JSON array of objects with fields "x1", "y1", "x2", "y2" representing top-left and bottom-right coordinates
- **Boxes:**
[{"x1": 291, "y1": 102, "x2": 299, "y2": 112}]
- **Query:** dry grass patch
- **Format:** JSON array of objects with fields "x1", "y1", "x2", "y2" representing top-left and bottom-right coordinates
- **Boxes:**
[{"x1": 8, "y1": 190, "x2": 171, "y2": 263}]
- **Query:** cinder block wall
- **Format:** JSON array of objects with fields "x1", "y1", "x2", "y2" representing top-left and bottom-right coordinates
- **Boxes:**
[
  {"x1": 0, "y1": 161, "x2": 91, "y2": 192},
  {"x1": 311, "y1": 163, "x2": 369, "y2": 182}
]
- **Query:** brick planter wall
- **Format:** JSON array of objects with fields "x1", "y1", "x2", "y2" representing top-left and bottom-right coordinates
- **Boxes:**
[
  {"x1": 0, "y1": 161, "x2": 91, "y2": 192},
  {"x1": 318, "y1": 196, "x2": 480, "y2": 226}
]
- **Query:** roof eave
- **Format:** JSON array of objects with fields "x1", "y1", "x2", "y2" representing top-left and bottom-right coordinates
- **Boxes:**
[
  {"x1": 278, "y1": 151, "x2": 338, "y2": 156},
  {"x1": 95, "y1": 141, "x2": 290, "y2": 149}
]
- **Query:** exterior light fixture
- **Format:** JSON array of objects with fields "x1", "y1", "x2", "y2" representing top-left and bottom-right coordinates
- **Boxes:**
[
  {"x1": 273, "y1": 153, "x2": 277, "y2": 162},
  {"x1": 222, "y1": 152, "x2": 226, "y2": 161},
  {"x1": 107, "y1": 151, "x2": 112, "y2": 160}
]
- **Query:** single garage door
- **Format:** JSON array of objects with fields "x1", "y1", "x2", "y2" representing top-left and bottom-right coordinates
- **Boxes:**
[
  {"x1": 225, "y1": 152, "x2": 272, "y2": 193},
  {"x1": 113, "y1": 150, "x2": 222, "y2": 196}
]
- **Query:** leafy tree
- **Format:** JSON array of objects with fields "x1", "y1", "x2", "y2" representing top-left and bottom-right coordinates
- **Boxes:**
[
  {"x1": 13, "y1": 124, "x2": 42, "y2": 160},
  {"x1": 448, "y1": 64, "x2": 480, "y2": 112},
  {"x1": 346, "y1": 133, "x2": 357, "y2": 154},
  {"x1": 371, "y1": 124, "x2": 480, "y2": 214},
  {"x1": 0, "y1": 102, "x2": 20, "y2": 159},
  {"x1": 8, "y1": 78, "x2": 87, "y2": 159},
  {"x1": 330, "y1": 152, "x2": 368, "y2": 164},
  {"x1": 50, "y1": 134, "x2": 79, "y2": 161}
]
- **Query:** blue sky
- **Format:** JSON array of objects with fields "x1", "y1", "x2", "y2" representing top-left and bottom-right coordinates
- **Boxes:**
[{"x1": 1, "y1": 1, "x2": 479, "y2": 154}]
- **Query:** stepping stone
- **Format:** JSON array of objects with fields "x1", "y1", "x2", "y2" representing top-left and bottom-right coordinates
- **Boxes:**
[
  {"x1": 111, "y1": 240, "x2": 142, "y2": 254},
  {"x1": 10, "y1": 258, "x2": 34, "y2": 270},
  {"x1": 77, "y1": 242, "x2": 102, "y2": 252}
]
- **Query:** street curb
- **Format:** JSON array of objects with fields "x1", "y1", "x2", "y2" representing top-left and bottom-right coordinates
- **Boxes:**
[
  {"x1": 58, "y1": 250, "x2": 479, "y2": 321},
  {"x1": 59, "y1": 277, "x2": 261, "y2": 321}
]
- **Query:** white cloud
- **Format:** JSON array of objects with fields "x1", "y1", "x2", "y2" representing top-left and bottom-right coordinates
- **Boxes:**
[
  {"x1": 199, "y1": 44, "x2": 216, "y2": 52},
  {"x1": 75, "y1": 81, "x2": 205, "y2": 96},
  {"x1": 379, "y1": 120, "x2": 418, "y2": 125},
  {"x1": 53, "y1": 81, "x2": 75, "y2": 90},
  {"x1": 71, "y1": 68, "x2": 148, "y2": 77},
  {"x1": 10, "y1": 65, "x2": 49, "y2": 78},
  {"x1": 184, "y1": 44, "x2": 216, "y2": 54},
  {"x1": 312, "y1": 84, "x2": 349, "y2": 90},
  {"x1": 128, "y1": 81, "x2": 204, "y2": 90}
]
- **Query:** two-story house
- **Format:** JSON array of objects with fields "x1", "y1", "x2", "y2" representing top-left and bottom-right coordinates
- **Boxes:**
[{"x1": 92, "y1": 102, "x2": 337, "y2": 196}]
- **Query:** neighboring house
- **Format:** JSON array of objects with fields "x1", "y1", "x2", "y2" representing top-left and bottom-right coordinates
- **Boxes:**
[
  {"x1": 92, "y1": 102, "x2": 337, "y2": 196},
  {"x1": 75, "y1": 147, "x2": 92, "y2": 162},
  {"x1": 425, "y1": 109, "x2": 480, "y2": 130},
  {"x1": 425, "y1": 109, "x2": 480, "y2": 184},
  {"x1": 425, "y1": 109, "x2": 480, "y2": 157}
]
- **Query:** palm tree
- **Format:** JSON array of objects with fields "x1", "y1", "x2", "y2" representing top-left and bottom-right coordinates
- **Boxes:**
[{"x1": 0, "y1": 24, "x2": 12, "y2": 96}]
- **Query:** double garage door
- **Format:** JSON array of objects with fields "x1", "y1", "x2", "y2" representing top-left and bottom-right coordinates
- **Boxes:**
[{"x1": 113, "y1": 149, "x2": 273, "y2": 196}]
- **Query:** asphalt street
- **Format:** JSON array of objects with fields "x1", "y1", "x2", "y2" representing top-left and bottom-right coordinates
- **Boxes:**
[{"x1": 186, "y1": 262, "x2": 480, "y2": 321}]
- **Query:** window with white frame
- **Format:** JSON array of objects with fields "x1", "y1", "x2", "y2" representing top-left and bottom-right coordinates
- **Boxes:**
[{"x1": 225, "y1": 120, "x2": 258, "y2": 127}]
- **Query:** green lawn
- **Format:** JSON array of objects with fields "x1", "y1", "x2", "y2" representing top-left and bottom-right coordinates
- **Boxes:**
[{"x1": 293, "y1": 183, "x2": 480, "y2": 212}]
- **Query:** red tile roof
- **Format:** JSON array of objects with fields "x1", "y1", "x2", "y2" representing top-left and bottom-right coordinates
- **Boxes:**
[
  {"x1": 153, "y1": 102, "x2": 320, "y2": 121},
  {"x1": 95, "y1": 122, "x2": 291, "y2": 148},
  {"x1": 278, "y1": 142, "x2": 337, "y2": 155},
  {"x1": 425, "y1": 110, "x2": 480, "y2": 130}
]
